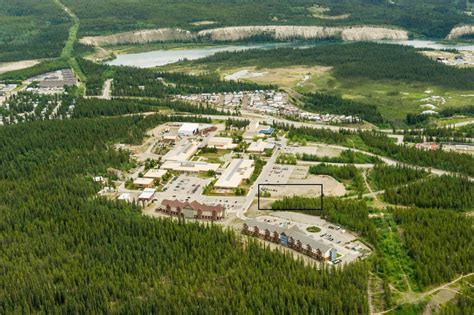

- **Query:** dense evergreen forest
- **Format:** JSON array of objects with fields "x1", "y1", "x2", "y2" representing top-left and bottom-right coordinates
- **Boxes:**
[
  {"x1": 392, "y1": 208, "x2": 474, "y2": 288},
  {"x1": 303, "y1": 93, "x2": 384, "y2": 124},
  {"x1": 368, "y1": 164, "x2": 430, "y2": 191},
  {"x1": 0, "y1": 115, "x2": 370, "y2": 313},
  {"x1": 196, "y1": 43, "x2": 474, "y2": 90},
  {"x1": 0, "y1": 0, "x2": 71, "y2": 62},
  {"x1": 62, "y1": 0, "x2": 472, "y2": 38},
  {"x1": 384, "y1": 175, "x2": 474, "y2": 210},
  {"x1": 73, "y1": 98, "x2": 232, "y2": 118}
]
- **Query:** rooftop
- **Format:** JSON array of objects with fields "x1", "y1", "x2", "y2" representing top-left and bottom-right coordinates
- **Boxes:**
[{"x1": 215, "y1": 159, "x2": 254, "y2": 189}]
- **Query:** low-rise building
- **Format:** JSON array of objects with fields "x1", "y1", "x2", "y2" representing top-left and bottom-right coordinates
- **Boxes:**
[
  {"x1": 247, "y1": 140, "x2": 275, "y2": 153},
  {"x1": 178, "y1": 123, "x2": 199, "y2": 136},
  {"x1": 160, "y1": 199, "x2": 225, "y2": 220},
  {"x1": 160, "y1": 160, "x2": 220, "y2": 173},
  {"x1": 133, "y1": 177, "x2": 155, "y2": 188},
  {"x1": 144, "y1": 169, "x2": 167, "y2": 180},
  {"x1": 243, "y1": 219, "x2": 335, "y2": 261},
  {"x1": 214, "y1": 159, "x2": 254, "y2": 190},
  {"x1": 207, "y1": 137, "x2": 236, "y2": 150},
  {"x1": 138, "y1": 188, "x2": 156, "y2": 203},
  {"x1": 162, "y1": 139, "x2": 199, "y2": 161}
]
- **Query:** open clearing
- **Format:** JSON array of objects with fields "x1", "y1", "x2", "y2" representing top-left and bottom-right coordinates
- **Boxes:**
[{"x1": 0, "y1": 60, "x2": 40, "y2": 74}]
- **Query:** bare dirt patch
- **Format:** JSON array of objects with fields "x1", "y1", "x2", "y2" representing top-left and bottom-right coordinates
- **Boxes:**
[
  {"x1": 191, "y1": 21, "x2": 216, "y2": 26},
  {"x1": 0, "y1": 60, "x2": 40, "y2": 74},
  {"x1": 223, "y1": 66, "x2": 333, "y2": 89}
]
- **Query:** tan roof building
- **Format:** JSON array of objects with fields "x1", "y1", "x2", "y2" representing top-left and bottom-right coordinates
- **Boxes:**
[
  {"x1": 162, "y1": 139, "x2": 198, "y2": 161},
  {"x1": 215, "y1": 159, "x2": 254, "y2": 189},
  {"x1": 207, "y1": 137, "x2": 237, "y2": 150}
]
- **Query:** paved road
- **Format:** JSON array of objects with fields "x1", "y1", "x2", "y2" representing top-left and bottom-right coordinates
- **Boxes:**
[{"x1": 236, "y1": 138, "x2": 289, "y2": 220}]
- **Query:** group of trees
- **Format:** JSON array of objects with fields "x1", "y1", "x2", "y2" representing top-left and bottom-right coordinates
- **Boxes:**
[
  {"x1": 225, "y1": 118, "x2": 250, "y2": 129},
  {"x1": 1, "y1": 114, "x2": 372, "y2": 313},
  {"x1": 384, "y1": 175, "x2": 473, "y2": 210},
  {"x1": 368, "y1": 164, "x2": 430, "y2": 191},
  {"x1": 402, "y1": 126, "x2": 474, "y2": 144},
  {"x1": 300, "y1": 150, "x2": 381, "y2": 164},
  {"x1": 303, "y1": 93, "x2": 384, "y2": 124},
  {"x1": 276, "y1": 153, "x2": 297, "y2": 165},
  {"x1": 359, "y1": 131, "x2": 474, "y2": 177}
]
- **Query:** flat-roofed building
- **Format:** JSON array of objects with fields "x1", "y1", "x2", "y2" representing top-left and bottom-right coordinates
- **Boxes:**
[
  {"x1": 207, "y1": 137, "x2": 236, "y2": 150},
  {"x1": 161, "y1": 160, "x2": 220, "y2": 173},
  {"x1": 138, "y1": 188, "x2": 156, "y2": 203},
  {"x1": 162, "y1": 139, "x2": 198, "y2": 161},
  {"x1": 133, "y1": 177, "x2": 155, "y2": 188},
  {"x1": 144, "y1": 169, "x2": 167, "y2": 179},
  {"x1": 214, "y1": 159, "x2": 254, "y2": 190},
  {"x1": 160, "y1": 199, "x2": 225, "y2": 220},
  {"x1": 247, "y1": 140, "x2": 275, "y2": 153},
  {"x1": 178, "y1": 123, "x2": 199, "y2": 136}
]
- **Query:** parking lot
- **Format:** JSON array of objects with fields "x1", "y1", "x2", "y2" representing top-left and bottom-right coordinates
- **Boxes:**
[
  {"x1": 161, "y1": 175, "x2": 211, "y2": 199},
  {"x1": 263, "y1": 165, "x2": 295, "y2": 184},
  {"x1": 154, "y1": 174, "x2": 246, "y2": 212}
]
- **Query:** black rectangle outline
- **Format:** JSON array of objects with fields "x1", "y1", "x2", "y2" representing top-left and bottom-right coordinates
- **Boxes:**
[{"x1": 258, "y1": 183, "x2": 323, "y2": 211}]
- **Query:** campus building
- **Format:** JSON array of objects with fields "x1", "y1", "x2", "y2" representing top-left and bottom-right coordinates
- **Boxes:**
[
  {"x1": 214, "y1": 159, "x2": 254, "y2": 190},
  {"x1": 243, "y1": 219, "x2": 336, "y2": 262},
  {"x1": 160, "y1": 160, "x2": 220, "y2": 173},
  {"x1": 162, "y1": 139, "x2": 199, "y2": 161},
  {"x1": 207, "y1": 137, "x2": 237, "y2": 150},
  {"x1": 159, "y1": 199, "x2": 226, "y2": 220}
]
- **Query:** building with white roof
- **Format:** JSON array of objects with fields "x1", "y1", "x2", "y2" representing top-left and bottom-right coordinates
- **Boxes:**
[
  {"x1": 162, "y1": 139, "x2": 198, "y2": 161},
  {"x1": 144, "y1": 169, "x2": 167, "y2": 179},
  {"x1": 247, "y1": 140, "x2": 275, "y2": 153},
  {"x1": 178, "y1": 123, "x2": 199, "y2": 136},
  {"x1": 207, "y1": 137, "x2": 237, "y2": 150},
  {"x1": 214, "y1": 159, "x2": 254, "y2": 190},
  {"x1": 138, "y1": 188, "x2": 156, "y2": 202},
  {"x1": 160, "y1": 160, "x2": 220, "y2": 173}
]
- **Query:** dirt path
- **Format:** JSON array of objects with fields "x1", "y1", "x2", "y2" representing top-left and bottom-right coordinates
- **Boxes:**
[{"x1": 375, "y1": 273, "x2": 474, "y2": 314}]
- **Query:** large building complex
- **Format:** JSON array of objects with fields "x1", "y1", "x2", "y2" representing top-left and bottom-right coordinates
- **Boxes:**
[
  {"x1": 214, "y1": 159, "x2": 254, "y2": 190},
  {"x1": 243, "y1": 219, "x2": 337, "y2": 262}
]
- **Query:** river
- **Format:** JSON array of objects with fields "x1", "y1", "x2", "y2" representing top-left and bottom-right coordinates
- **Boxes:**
[{"x1": 106, "y1": 40, "x2": 474, "y2": 68}]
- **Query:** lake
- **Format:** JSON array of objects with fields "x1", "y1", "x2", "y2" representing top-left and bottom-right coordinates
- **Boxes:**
[{"x1": 106, "y1": 40, "x2": 474, "y2": 68}]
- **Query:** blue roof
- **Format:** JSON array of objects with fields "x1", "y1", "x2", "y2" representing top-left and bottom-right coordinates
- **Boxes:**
[{"x1": 258, "y1": 128, "x2": 274, "y2": 135}]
